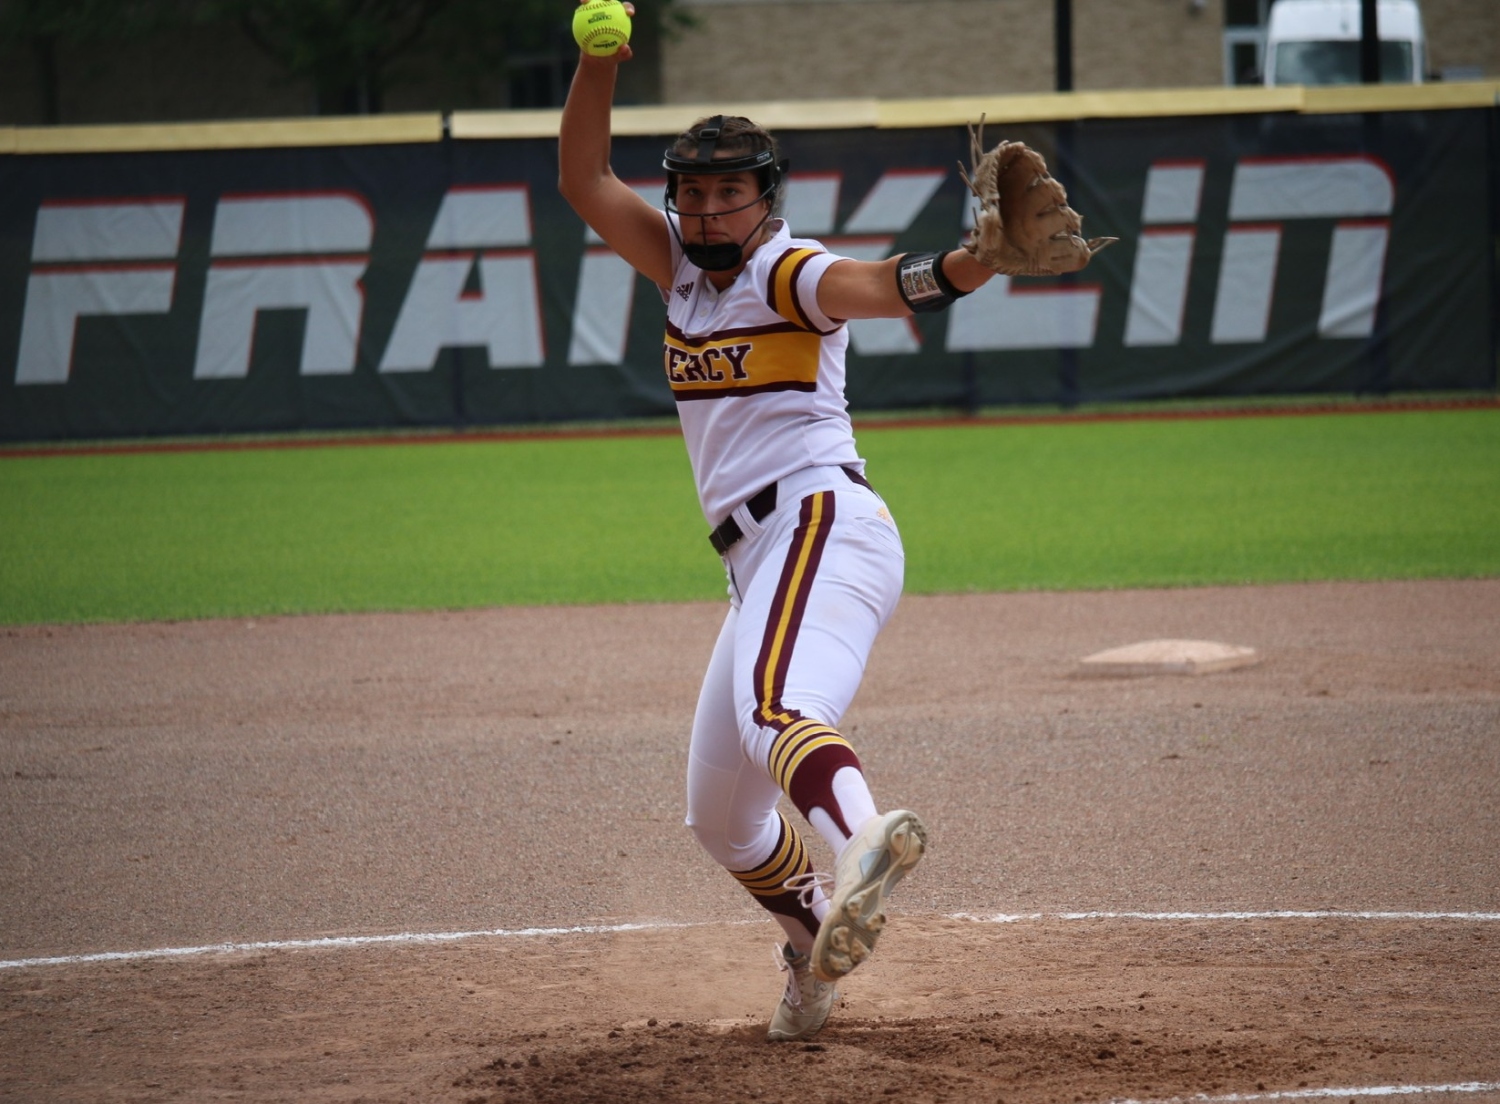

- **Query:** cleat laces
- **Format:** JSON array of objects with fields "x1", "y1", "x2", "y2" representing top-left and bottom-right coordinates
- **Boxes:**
[
  {"x1": 774, "y1": 944, "x2": 808, "y2": 1010},
  {"x1": 782, "y1": 870, "x2": 835, "y2": 911},
  {"x1": 774, "y1": 942, "x2": 829, "y2": 1013}
]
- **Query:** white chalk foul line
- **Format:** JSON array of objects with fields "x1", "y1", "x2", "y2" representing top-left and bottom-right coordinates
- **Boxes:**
[
  {"x1": 956, "y1": 910, "x2": 1500, "y2": 923},
  {"x1": 6, "y1": 908, "x2": 1500, "y2": 972},
  {"x1": 1107, "y1": 1083, "x2": 1500, "y2": 1104},
  {"x1": 0, "y1": 920, "x2": 705, "y2": 971},
  {"x1": 9, "y1": 921, "x2": 1494, "y2": 1104}
]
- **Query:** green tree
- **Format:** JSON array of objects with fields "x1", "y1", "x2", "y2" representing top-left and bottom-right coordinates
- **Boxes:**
[
  {"x1": 2, "y1": 0, "x2": 690, "y2": 122},
  {"x1": 194, "y1": 0, "x2": 434, "y2": 114},
  {"x1": 194, "y1": 0, "x2": 689, "y2": 114},
  {"x1": 0, "y1": 0, "x2": 175, "y2": 122}
]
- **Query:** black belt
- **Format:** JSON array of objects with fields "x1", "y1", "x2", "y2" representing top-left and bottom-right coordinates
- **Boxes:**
[{"x1": 709, "y1": 466, "x2": 873, "y2": 555}]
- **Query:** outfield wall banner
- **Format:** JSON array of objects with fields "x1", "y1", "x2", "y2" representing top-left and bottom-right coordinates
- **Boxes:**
[{"x1": 1, "y1": 108, "x2": 1495, "y2": 441}]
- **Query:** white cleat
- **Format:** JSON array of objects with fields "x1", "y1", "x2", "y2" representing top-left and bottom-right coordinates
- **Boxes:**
[
  {"x1": 766, "y1": 942, "x2": 837, "y2": 1042},
  {"x1": 806, "y1": 809, "x2": 927, "y2": 983}
]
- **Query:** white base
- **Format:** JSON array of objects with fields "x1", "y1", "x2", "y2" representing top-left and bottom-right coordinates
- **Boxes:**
[{"x1": 1077, "y1": 638, "x2": 1260, "y2": 677}]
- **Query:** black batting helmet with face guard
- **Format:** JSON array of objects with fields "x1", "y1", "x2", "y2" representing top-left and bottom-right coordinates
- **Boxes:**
[{"x1": 663, "y1": 115, "x2": 789, "y2": 271}]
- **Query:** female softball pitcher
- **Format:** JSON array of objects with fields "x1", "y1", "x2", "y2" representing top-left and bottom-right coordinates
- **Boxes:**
[{"x1": 559, "y1": 1, "x2": 1109, "y2": 1043}]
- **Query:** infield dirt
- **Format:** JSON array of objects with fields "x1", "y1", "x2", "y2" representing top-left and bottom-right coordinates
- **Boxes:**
[{"x1": 3, "y1": 580, "x2": 1498, "y2": 1103}]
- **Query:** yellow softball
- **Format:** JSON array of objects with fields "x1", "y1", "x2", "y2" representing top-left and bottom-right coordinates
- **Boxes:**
[{"x1": 573, "y1": 0, "x2": 632, "y2": 57}]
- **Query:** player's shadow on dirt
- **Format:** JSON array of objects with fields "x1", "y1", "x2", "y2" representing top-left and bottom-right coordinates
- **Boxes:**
[{"x1": 449, "y1": 1013, "x2": 1308, "y2": 1103}]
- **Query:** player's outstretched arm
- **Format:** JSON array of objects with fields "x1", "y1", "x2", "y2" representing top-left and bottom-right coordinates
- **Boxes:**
[
  {"x1": 817, "y1": 248, "x2": 995, "y2": 321},
  {"x1": 558, "y1": 6, "x2": 674, "y2": 289}
]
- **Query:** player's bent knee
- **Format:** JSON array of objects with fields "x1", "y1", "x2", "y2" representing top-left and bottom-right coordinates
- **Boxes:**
[{"x1": 684, "y1": 811, "x2": 780, "y2": 873}]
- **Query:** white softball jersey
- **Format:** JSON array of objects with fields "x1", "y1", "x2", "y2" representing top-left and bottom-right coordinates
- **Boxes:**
[{"x1": 660, "y1": 214, "x2": 865, "y2": 527}]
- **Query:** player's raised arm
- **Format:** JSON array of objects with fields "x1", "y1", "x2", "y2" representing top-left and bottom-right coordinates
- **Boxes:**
[{"x1": 558, "y1": 3, "x2": 674, "y2": 289}]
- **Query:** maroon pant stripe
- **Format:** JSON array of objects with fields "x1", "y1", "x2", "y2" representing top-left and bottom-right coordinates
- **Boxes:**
[{"x1": 753, "y1": 491, "x2": 836, "y2": 732}]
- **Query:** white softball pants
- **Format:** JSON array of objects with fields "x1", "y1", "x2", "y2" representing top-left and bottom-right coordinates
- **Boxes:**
[{"x1": 684, "y1": 463, "x2": 905, "y2": 881}]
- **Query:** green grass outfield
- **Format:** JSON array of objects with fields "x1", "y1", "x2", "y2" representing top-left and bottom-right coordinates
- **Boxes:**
[{"x1": 2, "y1": 406, "x2": 1498, "y2": 625}]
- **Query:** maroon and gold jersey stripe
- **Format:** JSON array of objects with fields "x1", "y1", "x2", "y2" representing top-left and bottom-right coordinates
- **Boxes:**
[
  {"x1": 754, "y1": 491, "x2": 836, "y2": 730},
  {"x1": 664, "y1": 319, "x2": 802, "y2": 343},
  {"x1": 662, "y1": 325, "x2": 821, "y2": 400},
  {"x1": 766, "y1": 247, "x2": 824, "y2": 333}
]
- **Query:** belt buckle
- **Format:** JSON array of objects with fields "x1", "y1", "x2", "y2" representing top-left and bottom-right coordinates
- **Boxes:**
[
  {"x1": 709, "y1": 479, "x2": 777, "y2": 555},
  {"x1": 709, "y1": 517, "x2": 740, "y2": 555}
]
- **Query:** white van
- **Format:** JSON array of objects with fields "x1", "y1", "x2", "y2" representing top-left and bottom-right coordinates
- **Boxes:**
[{"x1": 1263, "y1": 0, "x2": 1427, "y2": 86}]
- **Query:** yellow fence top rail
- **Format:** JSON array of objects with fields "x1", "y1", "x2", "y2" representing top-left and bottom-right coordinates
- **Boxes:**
[
  {"x1": 876, "y1": 87, "x2": 1309, "y2": 127},
  {"x1": 449, "y1": 98, "x2": 880, "y2": 140},
  {"x1": 3, "y1": 113, "x2": 443, "y2": 155},
  {"x1": 452, "y1": 81, "x2": 1498, "y2": 140},
  {"x1": 3, "y1": 82, "x2": 1496, "y2": 154},
  {"x1": 1300, "y1": 80, "x2": 1500, "y2": 113}
]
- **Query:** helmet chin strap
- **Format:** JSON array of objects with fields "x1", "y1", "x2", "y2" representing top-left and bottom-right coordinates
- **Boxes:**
[
  {"x1": 666, "y1": 186, "x2": 776, "y2": 273},
  {"x1": 683, "y1": 238, "x2": 747, "y2": 272}
]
